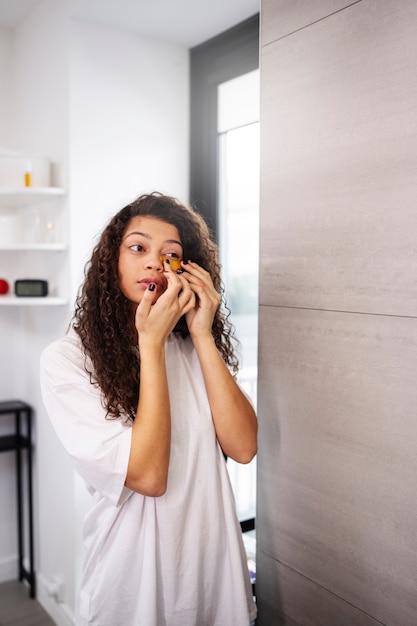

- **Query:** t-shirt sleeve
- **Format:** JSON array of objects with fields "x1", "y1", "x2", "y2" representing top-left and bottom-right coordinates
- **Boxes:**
[{"x1": 40, "y1": 335, "x2": 133, "y2": 507}]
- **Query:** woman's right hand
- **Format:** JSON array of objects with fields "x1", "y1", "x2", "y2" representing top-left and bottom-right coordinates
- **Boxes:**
[
  {"x1": 134, "y1": 268, "x2": 195, "y2": 345},
  {"x1": 127, "y1": 267, "x2": 195, "y2": 497}
]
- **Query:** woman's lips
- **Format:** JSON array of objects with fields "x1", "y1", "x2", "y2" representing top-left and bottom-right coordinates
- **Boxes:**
[{"x1": 139, "y1": 278, "x2": 164, "y2": 290}]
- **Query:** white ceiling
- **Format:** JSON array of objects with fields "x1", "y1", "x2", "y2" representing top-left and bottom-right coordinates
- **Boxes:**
[{"x1": 0, "y1": 0, "x2": 259, "y2": 47}]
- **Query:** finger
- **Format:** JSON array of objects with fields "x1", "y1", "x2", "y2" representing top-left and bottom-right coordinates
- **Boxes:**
[
  {"x1": 177, "y1": 278, "x2": 195, "y2": 313},
  {"x1": 140, "y1": 282, "x2": 159, "y2": 306},
  {"x1": 181, "y1": 260, "x2": 208, "y2": 278},
  {"x1": 163, "y1": 257, "x2": 183, "y2": 274},
  {"x1": 181, "y1": 267, "x2": 220, "y2": 306},
  {"x1": 163, "y1": 258, "x2": 173, "y2": 273},
  {"x1": 179, "y1": 289, "x2": 196, "y2": 316},
  {"x1": 181, "y1": 261, "x2": 215, "y2": 290},
  {"x1": 163, "y1": 267, "x2": 194, "y2": 298},
  {"x1": 165, "y1": 265, "x2": 193, "y2": 301},
  {"x1": 135, "y1": 282, "x2": 158, "y2": 325}
]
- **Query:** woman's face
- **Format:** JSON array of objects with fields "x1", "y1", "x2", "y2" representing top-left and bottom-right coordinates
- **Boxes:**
[{"x1": 118, "y1": 216, "x2": 183, "y2": 305}]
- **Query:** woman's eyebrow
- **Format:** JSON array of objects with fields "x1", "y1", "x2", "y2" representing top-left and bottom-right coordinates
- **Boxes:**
[
  {"x1": 124, "y1": 231, "x2": 182, "y2": 246},
  {"x1": 124, "y1": 230, "x2": 150, "y2": 240}
]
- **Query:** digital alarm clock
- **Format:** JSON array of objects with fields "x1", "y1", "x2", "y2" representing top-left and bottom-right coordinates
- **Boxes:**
[{"x1": 14, "y1": 279, "x2": 48, "y2": 297}]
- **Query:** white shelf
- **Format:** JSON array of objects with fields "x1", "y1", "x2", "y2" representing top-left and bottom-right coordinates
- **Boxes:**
[
  {"x1": 0, "y1": 184, "x2": 68, "y2": 308},
  {"x1": 0, "y1": 296, "x2": 68, "y2": 306},
  {"x1": 0, "y1": 187, "x2": 65, "y2": 207},
  {"x1": 0, "y1": 243, "x2": 67, "y2": 251}
]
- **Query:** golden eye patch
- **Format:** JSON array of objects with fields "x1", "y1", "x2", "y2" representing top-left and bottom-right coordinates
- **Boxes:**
[{"x1": 160, "y1": 255, "x2": 182, "y2": 272}]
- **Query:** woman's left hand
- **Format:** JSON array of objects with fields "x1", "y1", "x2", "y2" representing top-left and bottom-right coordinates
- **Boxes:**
[
  {"x1": 181, "y1": 261, "x2": 221, "y2": 338},
  {"x1": 181, "y1": 261, "x2": 258, "y2": 464}
]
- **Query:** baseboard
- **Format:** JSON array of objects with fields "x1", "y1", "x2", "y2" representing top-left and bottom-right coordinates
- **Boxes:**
[{"x1": 36, "y1": 572, "x2": 74, "y2": 626}]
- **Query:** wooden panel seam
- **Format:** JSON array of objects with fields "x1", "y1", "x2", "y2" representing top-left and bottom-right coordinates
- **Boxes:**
[
  {"x1": 262, "y1": 0, "x2": 363, "y2": 48},
  {"x1": 257, "y1": 548, "x2": 387, "y2": 626}
]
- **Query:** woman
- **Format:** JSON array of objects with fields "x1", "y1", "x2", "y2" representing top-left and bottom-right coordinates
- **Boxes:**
[{"x1": 40, "y1": 192, "x2": 258, "y2": 625}]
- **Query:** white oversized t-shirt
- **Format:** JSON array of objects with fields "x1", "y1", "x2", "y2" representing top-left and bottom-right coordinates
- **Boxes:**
[{"x1": 40, "y1": 329, "x2": 256, "y2": 626}]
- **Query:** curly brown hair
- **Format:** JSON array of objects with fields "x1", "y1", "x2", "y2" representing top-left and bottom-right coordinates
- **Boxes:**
[{"x1": 72, "y1": 192, "x2": 239, "y2": 419}]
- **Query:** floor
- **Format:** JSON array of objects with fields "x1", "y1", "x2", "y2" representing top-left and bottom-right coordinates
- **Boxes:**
[
  {"x1": 0, "y1": 580, "x2": 256, "y2": 626},
  {"x1": 0, "y1": 581, "x2": 56, "y2": 626}
]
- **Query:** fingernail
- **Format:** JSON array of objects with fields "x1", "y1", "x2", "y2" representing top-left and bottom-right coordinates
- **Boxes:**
[{"x1": 148, "y1": 283, "x2": 156, "y2": 291}]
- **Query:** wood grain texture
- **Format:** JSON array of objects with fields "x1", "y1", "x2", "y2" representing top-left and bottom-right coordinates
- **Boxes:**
[
  {"x1": 257, "y1": 305, "x2": 417, "y2": 625},
  {"x1": 260, "y1": 0, "x2": 417, "y2": 317},
  {"x1": 256, "y1": 551, "x2": 384, "y2": 626},
  {"x1": 261, "y1": 0, "x2": 358, "y2": 46}
]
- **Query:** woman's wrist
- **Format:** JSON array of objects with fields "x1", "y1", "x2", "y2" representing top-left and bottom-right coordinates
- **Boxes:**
[
  {"x1": 138, "y1": 336, "x2": 166, "y2": 357},
  {"x1": 190, "y1": 331, "x2": 217, "y2": 352}
]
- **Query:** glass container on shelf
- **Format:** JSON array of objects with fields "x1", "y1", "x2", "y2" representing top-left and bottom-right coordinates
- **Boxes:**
[{"x1": 0, "y1": 186, "x2": 67, "y2": 306}]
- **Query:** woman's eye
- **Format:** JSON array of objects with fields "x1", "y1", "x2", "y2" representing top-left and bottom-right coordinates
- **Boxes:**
[
  {"x1": 160, "y1": 252, "x2": 183, "y2": 272},
  {"x1": 129, "y1": 244, "x2": 144, "y2": 252}
]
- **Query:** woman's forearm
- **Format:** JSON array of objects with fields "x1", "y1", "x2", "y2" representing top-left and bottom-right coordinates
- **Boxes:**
[
  {"x1": 192, "y1": 334, "x2": 258, "y2": 463},
  {"x1": 125, "y1": 341, "x2": 171, "y2": 496}
]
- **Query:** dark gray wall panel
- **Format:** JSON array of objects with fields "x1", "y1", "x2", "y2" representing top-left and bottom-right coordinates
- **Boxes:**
[
  {"x1": 260, "y1": 0, "x2": 417, "y2": 316},
  {"x1": 257, "y1": 305, "x2": 417, "y2": 625},
  {"x1": 256, "y1": 551, "x2": 385, "y2": 626}
]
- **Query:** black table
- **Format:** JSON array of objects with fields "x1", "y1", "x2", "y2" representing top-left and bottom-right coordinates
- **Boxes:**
[{"x1": 0, "y1": 400, "x2": 35, "y2": 597}]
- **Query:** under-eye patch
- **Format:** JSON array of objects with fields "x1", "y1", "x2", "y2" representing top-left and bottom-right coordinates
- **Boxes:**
[{"x1": 160, "y1": 255, "x2": 182, "y2": 272}]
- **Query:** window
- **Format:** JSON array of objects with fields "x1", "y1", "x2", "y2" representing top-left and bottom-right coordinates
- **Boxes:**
[
  {"x1": 218, "y1": 70, "x2": 259, "y2": 524},
  {"x1": 190, "y1": 15, "x2": 259, "y2": 525},
  {"x1": 190, "y1": 13, "x2": 259, "y2": 238}
]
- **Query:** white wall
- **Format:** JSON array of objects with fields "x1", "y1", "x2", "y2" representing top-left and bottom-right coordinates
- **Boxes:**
[
  {"x1": 69, "y1": 19, "x2": 189, "y2": 300},
  {"x1": 0, "y1": 27, "x2": 13, "y2": 147},
  {"x1": 0, "y1": 2, "x2": 189, "y2": 624},
  {"x1": 0, "y1": 20, "x2": 20, "y2": 563},
  {"x1": 0, "y1": 7, "x2": 74, "y2": 622}
]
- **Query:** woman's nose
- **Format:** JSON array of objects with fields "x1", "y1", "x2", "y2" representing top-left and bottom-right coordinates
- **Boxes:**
[{"x1": 145, "y1": 254, "x2": 164, "y2": 271}]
